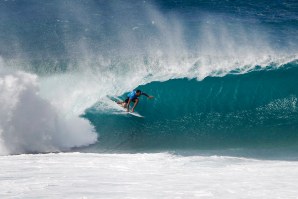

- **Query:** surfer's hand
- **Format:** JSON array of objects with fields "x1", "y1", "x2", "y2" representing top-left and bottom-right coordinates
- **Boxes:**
[{"x1": 131, "y1": 109, "x2": 134, "y2": 113}]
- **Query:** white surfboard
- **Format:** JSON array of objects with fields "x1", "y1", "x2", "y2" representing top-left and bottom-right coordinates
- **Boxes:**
[
  {"x1": 107, "y1": 96, "x2": 144, "y2": 118},
  {"x1": 127, "y1": 111, "x2": 144, "y2": 118}
]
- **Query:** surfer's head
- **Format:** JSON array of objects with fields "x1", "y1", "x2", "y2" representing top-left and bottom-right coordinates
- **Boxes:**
[{"x1": 136, "y1": 90, "x2": 142, "y2": 96}]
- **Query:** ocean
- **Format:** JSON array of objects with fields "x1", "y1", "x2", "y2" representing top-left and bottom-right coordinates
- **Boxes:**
[{"x1": 0, "y1": 0, "x2": 298, "y2": 198}]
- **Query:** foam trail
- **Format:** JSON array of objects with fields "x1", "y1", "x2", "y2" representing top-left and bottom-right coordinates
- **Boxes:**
[{"x1": 0, "y1": 64, "x2": 97, "y2": 155}]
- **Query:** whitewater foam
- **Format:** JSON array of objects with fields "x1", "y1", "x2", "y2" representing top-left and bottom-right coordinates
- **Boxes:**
[
  {"x1": 1, "y1": 152, "x2": 298, "y2": 198},
  {"x1": 0, "y1": 66, "x2": 97, "y2": 155}
]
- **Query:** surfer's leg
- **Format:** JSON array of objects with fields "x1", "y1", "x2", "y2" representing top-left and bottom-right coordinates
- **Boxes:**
[{"x1": 121, "y1": 98, "x2": 129, "y2": 108}]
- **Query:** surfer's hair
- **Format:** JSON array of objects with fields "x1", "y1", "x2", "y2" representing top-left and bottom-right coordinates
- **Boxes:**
[{"x1": 136, "y1": 90, "x2": 142, "y2": 93}]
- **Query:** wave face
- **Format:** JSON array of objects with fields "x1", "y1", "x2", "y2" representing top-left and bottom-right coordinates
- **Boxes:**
[
  {"x1": 86, "y1": 63, "x2": 298, "y2": 151},
  {"x1": 0, "y1": 0, "x2": 297, "y2": 154}
]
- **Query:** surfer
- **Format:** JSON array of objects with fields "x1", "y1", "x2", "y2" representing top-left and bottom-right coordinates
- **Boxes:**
[{"x1": 118, "y1": 90, "x2": 154, "y2": 112}]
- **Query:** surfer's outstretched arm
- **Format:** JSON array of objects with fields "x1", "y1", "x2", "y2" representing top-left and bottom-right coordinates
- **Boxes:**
[{"x1": 142, "y1": 93, "x2": 154, "y2": 99}]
